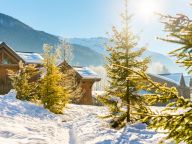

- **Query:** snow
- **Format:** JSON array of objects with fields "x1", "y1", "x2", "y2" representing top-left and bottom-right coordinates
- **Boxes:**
[
  {"x1": 184, "y1": 76, "x2": 191, "y2": 87},
  {"x1": 158, "y1": 73, "x2": 191, "y2": 87},
  {"x1": 92, "y1": 91, "x2": 105, "y2": 98},
  {"x1": 73, "y1": 66, "x2": 100, "y2": 80},
  {"x1": 149, "y1": 73, "x2": 179, "y2": 86},
  {"x1": 0, "y1": 91, "x2": 68, "y2": 144},
  {"x1": 159, "y1": 73, "x2": 182, "y2": 85},
  {"x1": 0, "y1": 91, "x2": 167, "y2": 144},
  {"x1": 159, "y1": 73, "x2": 191, "y2": 87},
  {"x1": 16, "y1": 52, "x2": 43, "y2": 64},
  {"x1": 62, "y1": 105, "x2": 165, "y2": 144}
]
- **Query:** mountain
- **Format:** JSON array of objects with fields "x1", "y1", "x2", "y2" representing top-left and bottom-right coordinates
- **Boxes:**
[
  {"x1": 67, "y1": 37, "x2": 185, "y2": 73},
  {"x1": 0, "y1": 13, "x2": 104, "y2": 66},
  {"x1": 66, "y1": 37, "x2": 108, "y2": 54},
  {"x1": 142, "y1": 50, "x2": 185, "y2": 74},
  {"x1": 0, "y1": 13, "x2": 185, "y2": 72}
]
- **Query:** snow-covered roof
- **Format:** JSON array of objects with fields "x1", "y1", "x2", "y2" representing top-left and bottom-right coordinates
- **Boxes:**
[
  {"x1": 73, "y1": 66, "x2": 100, "y2": 81},
  {"x1": 184, "y1": 76, "x2": 191, "y2": 87},
  {"x1": 16, "y1": 52, "x2": 43, "y2": 64},
  {"x1": 148, "y1": 73, "x2": 179, "y2": 86},
  {"x1": 150, "y1": 73, "x2": 191, "y2": 87},
  {"x1": 159, "y1": 73, "x2": 183, "y2": 85},
  {"x1": 0, "y1": 42, "x2": 43, "y2": 64}
]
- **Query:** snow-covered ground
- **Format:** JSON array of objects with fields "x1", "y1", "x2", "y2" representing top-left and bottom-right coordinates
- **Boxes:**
[{"x1": 0, "y1": 91, "x2": 166, "y2": 144}]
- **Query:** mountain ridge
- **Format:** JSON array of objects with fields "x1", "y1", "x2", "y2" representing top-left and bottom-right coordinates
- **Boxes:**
[
  {"x1": 0, "y1": 13, "x2": 185, "y2": 73},
  {"x1": 0, "y1": 13, "x2": 104, "y2": 66}
]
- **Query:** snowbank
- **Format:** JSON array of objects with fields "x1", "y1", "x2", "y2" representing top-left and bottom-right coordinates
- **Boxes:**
[
  {"x1": 0, "y1": 91, "x2": 166, "y2": 144},
  {"x1": 0, "y1": 91, "x2": 68, "y2": 144}
]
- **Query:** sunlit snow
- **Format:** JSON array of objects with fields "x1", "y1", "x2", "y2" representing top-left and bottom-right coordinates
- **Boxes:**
[{"x1": 0, "y1": 91, "x2": 167, "y2": 144}]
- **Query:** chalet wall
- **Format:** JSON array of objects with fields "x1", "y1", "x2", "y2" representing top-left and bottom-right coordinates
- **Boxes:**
[
  {"x1": 0, "y1": 65, "x2": 18, "y2": 94},
  {"x1": 0, "y1": 44, "x2": 21, "y2": 94},
  {"x1": 79, "y1": 80, "x2": 94, "y2": 105},
  {"x1": 59, "y1": 61, "x2": 97, "y2": 105}
]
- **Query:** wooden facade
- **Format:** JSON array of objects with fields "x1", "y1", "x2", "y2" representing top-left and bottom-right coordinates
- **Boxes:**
[
  {"x1": 0, "y1": 42, "x2": 22, "y2": 94},
  {"x1": 59, "y1": 61, "x2": 101, "y2": 105},
  {"x1": 0, "y1": 42, "x2": 44, "y2": 94},
  {"x1": 79, "y1": 80, "x2": 95, "y2": 104},
  {"x1": 0, "y1": 42, "x2": 101, "y2": 105}
]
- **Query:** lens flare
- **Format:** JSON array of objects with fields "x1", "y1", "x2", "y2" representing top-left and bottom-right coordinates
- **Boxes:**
[{"x1": 137, "y1": 0, "x2": 160, "y2": 22}]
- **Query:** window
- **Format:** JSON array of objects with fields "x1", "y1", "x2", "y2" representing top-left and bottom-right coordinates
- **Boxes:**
[{"x1": 2, "y1": 57, "x2": 9, "y2": 64}]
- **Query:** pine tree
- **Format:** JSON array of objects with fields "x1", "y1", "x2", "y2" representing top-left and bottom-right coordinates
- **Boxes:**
[
  {"x1": 144, "y1": 13, "x2": 192, "y2": 144},
  {"x1": 123, "y1": 11, "x2": 192, "y2": 144},
  {"x1": 117, "y1": 66, "x2": 192, "y2": 143},
  {"x1": 39, "y1": 44, "x2": 69, "y2": 114},
  {"x1": 8, "y1": 61, "x2": 39, "y2": 102},
  {"x1": 158, "y1": 14, "x2": 192, "y2": 73},
  {"x1": 97, "y1": 0, "x2": 149, "y2": 128}
]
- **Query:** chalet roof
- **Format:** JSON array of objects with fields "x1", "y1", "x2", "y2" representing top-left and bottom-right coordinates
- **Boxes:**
[
  {"x1": 0, "y1": 42, "x2": 43, "y2": 64},
  {"x1": 0, "y1": 42, "x2": 23, "y2": 62},
  {"x1": 150, "y1": 73, "x2": 191, "y2": 88},
  {"x1": 140, "y1": 73, "x2": 191, "y2": 97},
  {"x1": 184, "y1": 76, "x2": 191, "y2": 87},
  {"x1": 73, "y1": 66, "x2": 101, "y2": 81},
  {"x1": 148, "y1": 73, "x2": 179, "y2": 86},
  {"x1": 16, "y1": 52, "x2": 43, "y2": 64},
  {"x1": 1, "y1": 42, "x2": 100, "y2": 81},
  {"x1": 58, "y1": 61, "x2": 101, "y2": 81},
  {"x1": 159, "y1": 73, "x2": 183, "y2": 85}
]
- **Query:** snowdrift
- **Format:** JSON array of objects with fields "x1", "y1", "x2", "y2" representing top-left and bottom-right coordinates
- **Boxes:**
[{"x1": 0, "y1": 91, "x2": 166, "y2": 144}]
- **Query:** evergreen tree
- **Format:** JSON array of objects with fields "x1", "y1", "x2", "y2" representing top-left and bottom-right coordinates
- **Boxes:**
[
  {"x1": 97, "y1": 0, "x2": 149, "y2": 128},
  {"x1": 39, "y1": 44, "x2": 69, "y2": 114},
  {"x1": 145, "y1": 12, "x2": 192, "y2": 144},
  {"x1": 158, "y1": 14, "x2": 192, "y2": 73},
  {"x1": 8, "y1": 61, "x2": 39, "y2": 102},
  {"x1": 123, "y1": 10, "x2": 192, "y2": 144}
]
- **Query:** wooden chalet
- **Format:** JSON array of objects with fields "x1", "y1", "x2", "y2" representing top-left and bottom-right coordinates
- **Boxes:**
[
  {"x1": 148, "y1": 73, "x2": 191, "y2": 99},
  {"x1": 59, "y1": 61, "x2": 101, "y2": 105},
  {"x1": 0, "y1": 42, "x2": 43, "y2": 94},
  {"x1": 0, "y1": 42, "x2": 101, "y2": 105}
]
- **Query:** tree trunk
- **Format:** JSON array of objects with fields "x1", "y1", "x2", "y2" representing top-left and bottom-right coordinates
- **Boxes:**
[{"x1": 126, "y1": 80, "x2": 130, "y2": 122}]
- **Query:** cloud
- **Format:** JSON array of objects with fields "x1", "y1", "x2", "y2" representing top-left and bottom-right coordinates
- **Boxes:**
[{"x1": 148, "y1": 62, "x2": 170, "y2": 74}]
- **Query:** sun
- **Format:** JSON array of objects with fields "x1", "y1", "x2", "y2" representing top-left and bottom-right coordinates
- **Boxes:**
[{"x1": 137, "y1": 0, "x2": 160, "y2": 22}]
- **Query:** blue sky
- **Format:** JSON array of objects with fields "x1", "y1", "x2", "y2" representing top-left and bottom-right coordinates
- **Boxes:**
[{"x1": 0, "y1": 0, "x2": 191, "y2": 54}]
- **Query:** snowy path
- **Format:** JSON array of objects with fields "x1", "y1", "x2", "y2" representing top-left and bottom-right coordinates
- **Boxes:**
[
  {"x1": 0, "y1": 92, "x2": 167, "y2": 144},
  {"x1": 62, "y1": 105, "x2": 166, "y2": 144},
  {"x1": 63, "y1": 120, "x2": 80, "y2": 144},
  {"x1": 68, "y1": 125, "x2": 79, "y2": 144}
]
